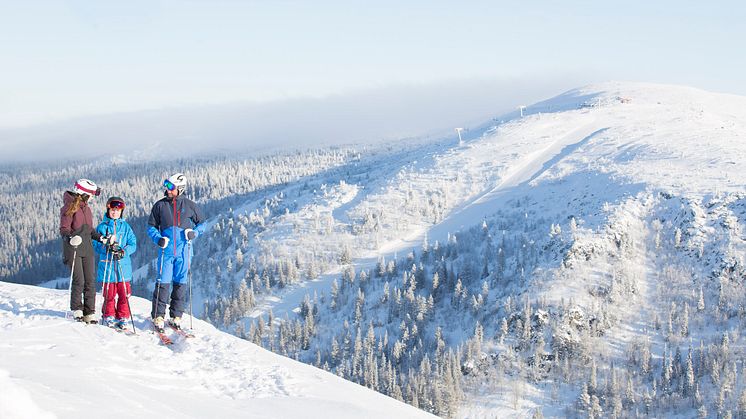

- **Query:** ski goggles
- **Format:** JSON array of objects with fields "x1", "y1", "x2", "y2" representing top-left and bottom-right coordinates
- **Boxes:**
[
  {"x1": 107, "y1": 200, "x2": 125, "y2": 210},
  {"x1": 163, "y1": 179, "x2": 176, "y2": 191}
]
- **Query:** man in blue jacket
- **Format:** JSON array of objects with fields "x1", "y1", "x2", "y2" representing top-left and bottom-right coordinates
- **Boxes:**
[{"x1": 148, "y1": 173, "x2": 206, "y2": 331}]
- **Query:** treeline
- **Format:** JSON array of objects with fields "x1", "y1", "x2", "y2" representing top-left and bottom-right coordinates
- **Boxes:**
[{"x1": 0, "y1": 148, "x2": 354, "y2": 284}]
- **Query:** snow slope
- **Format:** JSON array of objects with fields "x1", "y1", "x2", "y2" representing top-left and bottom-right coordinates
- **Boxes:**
[
  {"x1": 0, "y1": 282, "x2": 434, "y2": 419},
  {"x1": 424, "y1": 83, "x2": 746, "y2": 415},
  {"x1": 10, "y1": 81, "x2": 746, "y2": 417},
  {"x1": 216, "y1": 81, "x2": 746, "y2": 417},
  {"x1": 239, "y1": 81, "x2": 746, "y2": 320}
]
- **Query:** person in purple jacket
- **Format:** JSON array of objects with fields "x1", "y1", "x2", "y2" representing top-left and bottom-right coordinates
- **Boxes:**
[{"x1": 59, "y1": 179, "x2": 111, "y2": 323}]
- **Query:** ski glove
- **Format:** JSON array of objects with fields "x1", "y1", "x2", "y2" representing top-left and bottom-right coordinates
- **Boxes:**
[
  {"x1": 157, "y1": 237, "x2": 169, "y2": 249},
  {"x1": 100, "y1": 234, "x2": 116, "y2": 245},
  {"x1": 112, "y1": 248, "x2": 125, "y2": 260},
  {"x1": 69, "y1": 235, "x2": 83, "y2": 247},
  {"x1": 184, "y1": 228, "x2": 197, "y2": 241}
]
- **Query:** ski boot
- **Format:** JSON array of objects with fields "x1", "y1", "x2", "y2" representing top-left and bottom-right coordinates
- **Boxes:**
[
  {"x1": 102, "y1": 316, "x2": 116, "y2": 328},
  {"x1": 153, "y1": 316, "x2": 166, "y2": 333},
  {"x1": 115, "y1": 318, "x2": 127, "y2": 330},
  {"x1": 167, "y1": 316, "x2": 182, "y2": 330}
]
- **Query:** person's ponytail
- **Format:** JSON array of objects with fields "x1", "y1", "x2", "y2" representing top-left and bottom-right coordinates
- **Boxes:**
[{"x1": 64, "y1": 194, "x2": 83, "y2": 217}]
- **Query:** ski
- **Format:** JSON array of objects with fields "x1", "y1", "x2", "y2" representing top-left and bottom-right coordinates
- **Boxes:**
[
  {"x1": 152, "y1": 322, "x2": 173, "y2": 345},
  {"x1": 101, "y1": 322, "x2": 135, "y2": 335},
  {"x1": 167, "y1": 322, "x2": 195, "y2": 338},
  {"x1": 114, "y1": 325, "x2": 136, "y2": 336},
  {"x1": 154, "y1": 329, "x2": 173, "y2": 345}
]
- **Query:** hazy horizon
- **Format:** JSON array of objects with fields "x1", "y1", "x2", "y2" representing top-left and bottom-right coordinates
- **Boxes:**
[{"x1": 0, "y1": 76, "x2": 584, "y2": 164}]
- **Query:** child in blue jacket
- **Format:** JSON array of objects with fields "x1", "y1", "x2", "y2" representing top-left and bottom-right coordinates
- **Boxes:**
[{"x1": 93, "y1": 196, "x2": 137, "y2": 329}]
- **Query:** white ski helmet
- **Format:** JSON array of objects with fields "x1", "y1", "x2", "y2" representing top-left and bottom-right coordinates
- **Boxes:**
[
  {"x1": 164, "y1": 173, "x2": 187, "y2": 194},
  {"x1": 72, "y1": 179, "x2": 101, "y2": 197}
]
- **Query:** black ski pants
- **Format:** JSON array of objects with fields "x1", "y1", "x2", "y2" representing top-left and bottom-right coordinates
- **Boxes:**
[
  {"x1": 151, "y1": 283, "x2": 187, "y2": 319},
  {"x1": 68, "y1": 252, "x2": 97, "y2": 316}
]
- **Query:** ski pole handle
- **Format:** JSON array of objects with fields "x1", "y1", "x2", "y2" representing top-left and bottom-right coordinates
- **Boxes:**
[{"x1": 69, "y1": 235, "x2": 83, "y2": 247}]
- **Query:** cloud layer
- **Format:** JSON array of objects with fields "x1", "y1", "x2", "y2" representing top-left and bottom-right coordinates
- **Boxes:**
[{"x1": 0, "y1": 76, "x2": 582, "y2": 164}]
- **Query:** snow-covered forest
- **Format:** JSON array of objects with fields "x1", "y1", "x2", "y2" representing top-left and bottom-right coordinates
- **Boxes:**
[
  {"x1": 0, "y1": 148, "x2": 356, "y2": 284},
  {"x1": 4, "y1": 82, "x2": 746, "y2": 417}
]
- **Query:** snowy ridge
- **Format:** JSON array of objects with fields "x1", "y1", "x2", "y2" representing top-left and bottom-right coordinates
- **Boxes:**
[
  {"x1": 0, "y1": 282, "x2": 434, "y2": 419},
  {"x1": 207, "y1": 82, "x2": 746, "y2": 417},
  {"x1": 238, "y1": 81, "x2": 746, "y2": 320},
  {"x1": 451, "y1": 83, "x2": 746, "y2": 416}
]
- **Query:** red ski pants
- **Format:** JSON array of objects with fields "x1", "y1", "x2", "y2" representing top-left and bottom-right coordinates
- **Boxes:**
[{"x1": 101, "y1": 282, "x2": 132, "y2": 319}]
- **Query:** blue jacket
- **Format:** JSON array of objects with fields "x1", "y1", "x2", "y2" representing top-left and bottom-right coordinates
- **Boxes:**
[
  {"x1": 93, "y1": 215, "x2": 137, "y2": 283},
  {"x1": 147, "y1": 194, "x2": 205, "y2": 260}
]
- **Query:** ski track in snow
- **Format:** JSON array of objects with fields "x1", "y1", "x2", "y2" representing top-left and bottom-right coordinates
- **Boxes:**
[{"x1": 247, "y1": 112, "x2": 608, "y2": 323}]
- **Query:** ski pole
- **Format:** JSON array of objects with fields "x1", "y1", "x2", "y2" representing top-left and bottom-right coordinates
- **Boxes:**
[
  {"x1": 117, "y1": 259, "x2": 137, "y2": 335},
  {"x1": 188, "y1": 240, "x2": 193, "y2": 330},
  {"x1": 67, "y1": 236, "x2": 82, "y2": 317},
  {"x1": 101, "y1": 247, "x2": 113, "y2": 319},
  {"x1": 101, "y1": 233, "x2": 115, "y2": 318},
  {"x1": 67, "y1": 251, "x2": 78, "y2": 295},
  {"x1": 154, "y1": 247, "x2": 165, "y2": 320}
]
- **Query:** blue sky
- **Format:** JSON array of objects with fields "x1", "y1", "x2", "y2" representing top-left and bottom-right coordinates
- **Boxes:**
[{"x1": 1, "y1": 0, "x2": 744, "y2": 128}]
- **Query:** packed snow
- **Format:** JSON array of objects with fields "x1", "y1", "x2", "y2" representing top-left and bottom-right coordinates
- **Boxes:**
[{"x1": 0, "y1": 282, "x2": 434, "y2": 419}]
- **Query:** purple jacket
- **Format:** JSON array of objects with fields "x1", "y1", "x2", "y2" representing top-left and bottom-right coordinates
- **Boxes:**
[
  {"x1": 59, "y1": 191, "x2": 100, "y2": 262},
  {"x1": 60, "y1": 191, "x2": 94, "y2": 237}
]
